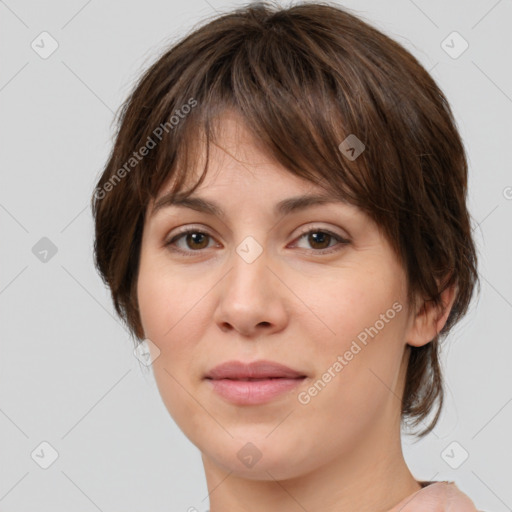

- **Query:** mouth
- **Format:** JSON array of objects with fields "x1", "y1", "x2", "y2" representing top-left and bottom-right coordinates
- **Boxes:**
[
  {"x1": 204, "y1": 360, "x2": 307, "y2": 405},
  {"x1": 204, "y1": 359, "x2": 306, "y2": 380}
]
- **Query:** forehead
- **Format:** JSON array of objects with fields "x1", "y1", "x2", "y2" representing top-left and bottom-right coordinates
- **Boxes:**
[{"x1": 151, "y1": 110, "x2": 344, "y2": 213}]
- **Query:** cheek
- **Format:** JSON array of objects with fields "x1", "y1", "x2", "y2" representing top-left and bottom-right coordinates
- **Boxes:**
[
  {"x1": 137, "y1": 259, "x2": 208, "y2": 426},
  {"x1": 136, "y1": 255, "x2": 216, "y2": 384},
  {"x1": 301, "y1": 268, "x2": 407, "y2": 411},
  {"x1": 137, "y1": 255, "x2": 202, "y2": 342},
  {"x1": 305, "y1": 264, "x2": 405, "y2": 350}
]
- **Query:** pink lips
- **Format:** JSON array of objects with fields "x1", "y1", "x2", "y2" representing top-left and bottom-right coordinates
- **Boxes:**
[{"x1": 205, "y1": 360, "x2": 306, "y2": 405}]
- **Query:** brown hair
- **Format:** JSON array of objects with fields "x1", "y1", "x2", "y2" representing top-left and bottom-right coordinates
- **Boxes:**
[{"x1": 91, "y1": 0, "x2": 479, "y2": 437}]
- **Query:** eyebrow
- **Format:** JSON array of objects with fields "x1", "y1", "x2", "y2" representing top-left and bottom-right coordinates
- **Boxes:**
[{"x1": 151, "y1": 191, "x2": 347, "y2": 220}]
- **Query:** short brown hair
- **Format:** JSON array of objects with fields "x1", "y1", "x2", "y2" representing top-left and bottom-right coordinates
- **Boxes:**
[{"x1": 91, "y1": 0, "x2": 479, "y2": 437}]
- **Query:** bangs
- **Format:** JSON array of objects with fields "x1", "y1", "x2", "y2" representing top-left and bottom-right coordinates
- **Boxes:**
[{"x1": 120, "y1": 11, "x2": 404, "y2": 219}]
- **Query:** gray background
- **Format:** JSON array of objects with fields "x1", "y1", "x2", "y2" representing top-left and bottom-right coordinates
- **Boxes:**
[{"x1": 1, "y1": 0, "x2": 511, "y2": 510}]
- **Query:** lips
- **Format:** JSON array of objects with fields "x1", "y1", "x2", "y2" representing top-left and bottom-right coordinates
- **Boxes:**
[
  {"x1": 205, "y1": 360, "x2": 306, "y2": 380},
  {"x1": 204, "y1": 360, "x2": 307, "y2": 405}
]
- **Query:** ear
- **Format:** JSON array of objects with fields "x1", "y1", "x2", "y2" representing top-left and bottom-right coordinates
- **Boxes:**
[{"x1": 406, "y1": 282, "x2": 457, "y2": 348}]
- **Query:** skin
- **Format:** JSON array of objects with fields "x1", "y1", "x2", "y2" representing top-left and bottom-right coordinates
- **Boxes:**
[{"x1": 136, "y1": 111, "x2": 456, "y2": 512}]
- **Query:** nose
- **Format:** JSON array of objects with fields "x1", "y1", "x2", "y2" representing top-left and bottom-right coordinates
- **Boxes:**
[{"x1": 213, "y1": 244, "x2": 289, "y2": 338}]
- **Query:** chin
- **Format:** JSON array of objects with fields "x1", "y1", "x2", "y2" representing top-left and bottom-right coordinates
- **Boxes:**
[{"x1": 200, "y1": 435, "x2": 316, "y2": 481}]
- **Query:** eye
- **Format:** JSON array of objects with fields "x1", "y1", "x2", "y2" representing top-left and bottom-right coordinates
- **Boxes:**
[
  {"x1": 291, "y1": 227, "x2": 349, "y2": 254},
  {"x1": 165, "y1": 228, "x2": 217, "y2": 255}
]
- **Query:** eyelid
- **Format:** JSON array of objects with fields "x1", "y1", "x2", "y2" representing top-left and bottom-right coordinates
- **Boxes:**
[
  {"x1": 164, "y1": 224, "x2": 219, "y2": 248},
  {"x1": 287, "y1": 226, "x2": 350, "y2": 255},
  {"x1": 293, "y1": 224, "x2": 350, "y2": 243}
]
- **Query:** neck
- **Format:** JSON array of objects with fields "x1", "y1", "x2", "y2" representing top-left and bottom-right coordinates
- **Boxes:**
[{"x1": 202, "y1": 422, "x2": 421, "y2": 512}]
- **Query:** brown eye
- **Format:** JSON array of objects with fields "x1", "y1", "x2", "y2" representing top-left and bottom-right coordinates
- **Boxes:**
[
  {"x1": 307, "y1": 231, "x2": 332, "y2": 250},
  {"x1": 166, "y1": 229, "x2": 216, "y2": 255},
  {"x1": 183, "y1": 232, "x2": 210, "y2": 250},
  {"x1": 293, "y1": 228, "x2": 350, "y2": 254}
]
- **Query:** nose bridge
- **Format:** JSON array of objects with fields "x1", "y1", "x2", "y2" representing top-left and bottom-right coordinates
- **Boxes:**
[{"x1": 226, "y1": 236, "x2": 272, "y2": 306}]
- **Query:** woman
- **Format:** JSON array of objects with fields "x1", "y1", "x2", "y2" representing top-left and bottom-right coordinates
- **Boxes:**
[{"x1": 91, "y1": 2, "x2": 482, "y2": 510}]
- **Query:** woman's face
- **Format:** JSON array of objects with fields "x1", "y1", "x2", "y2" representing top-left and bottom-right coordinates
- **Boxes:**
[{"x1": 137, "y1": 113, "x2": 420, "y2": 480}]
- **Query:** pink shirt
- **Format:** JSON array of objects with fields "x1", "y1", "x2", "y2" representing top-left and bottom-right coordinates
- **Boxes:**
[
  {"x1": 203, "y1": 480, "x2": 484, "y2": 511},
  {"x1": 387, "y1": 481, "x2": 483, "y2": 512}
]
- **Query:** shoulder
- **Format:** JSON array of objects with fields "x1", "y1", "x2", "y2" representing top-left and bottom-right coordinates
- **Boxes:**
[{"x1": 388, "y1": 481, "x2": 482, "y2": 512}]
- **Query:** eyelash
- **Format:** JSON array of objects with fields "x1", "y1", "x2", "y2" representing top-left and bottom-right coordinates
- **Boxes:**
[{"x1": 164, "y1": 226, "x2": 350, "y2": 257}]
